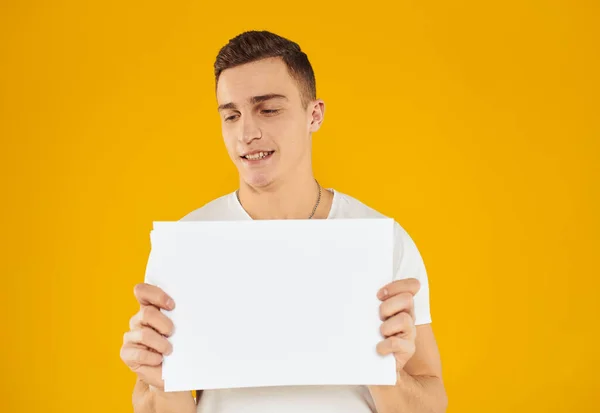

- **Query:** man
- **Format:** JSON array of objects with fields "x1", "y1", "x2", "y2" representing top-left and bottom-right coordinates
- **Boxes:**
[{"x1": 120, "y1": 30, "x2": 447, "y2": 413}]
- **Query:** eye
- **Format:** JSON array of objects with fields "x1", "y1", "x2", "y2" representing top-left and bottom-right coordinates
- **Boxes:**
[
  {"x1": 224, "y1": 114, "x2": 239, "y2": 122},
  {"x1": 261, "y1": 109, "x2": 280, "y2": 115}
]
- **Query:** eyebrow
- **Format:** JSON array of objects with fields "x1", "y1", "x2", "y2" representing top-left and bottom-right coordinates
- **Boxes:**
[{"x1": 217, "y1": 94, "x2": 288, "y2": 111}]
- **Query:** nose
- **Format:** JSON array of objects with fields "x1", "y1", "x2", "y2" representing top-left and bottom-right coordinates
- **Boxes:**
[{"x1": 240, "y1": 114, "x2": 261, "y2": 144}]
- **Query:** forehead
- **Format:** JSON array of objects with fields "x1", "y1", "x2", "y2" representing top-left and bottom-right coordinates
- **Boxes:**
[{"x1": 216, "y1": 57, "x2": 300, "y2": 105}]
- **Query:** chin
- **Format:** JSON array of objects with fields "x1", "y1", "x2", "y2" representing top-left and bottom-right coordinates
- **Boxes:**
[{"x1": 243, "y1": 172, "x2": 274, "y2": 188}]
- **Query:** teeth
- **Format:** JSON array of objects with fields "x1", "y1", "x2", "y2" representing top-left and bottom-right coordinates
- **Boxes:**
[{"x1": 245, "y1": 151, "x2": 271, "y2": 160}]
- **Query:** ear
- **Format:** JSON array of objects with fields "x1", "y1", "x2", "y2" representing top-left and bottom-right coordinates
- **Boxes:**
[{"x1": 308, "y1": 99, "x2": 325, "y2": 133}]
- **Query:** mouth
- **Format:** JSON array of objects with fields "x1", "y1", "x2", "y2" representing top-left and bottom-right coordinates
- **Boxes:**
[{"x1": 240, "y1": 150, "x2": 275, "y2": 162}]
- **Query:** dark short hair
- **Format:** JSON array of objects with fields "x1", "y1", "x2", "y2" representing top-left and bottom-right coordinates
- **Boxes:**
[{"x1": 214, "y1": 31, "x2": 316, "y2": 108}]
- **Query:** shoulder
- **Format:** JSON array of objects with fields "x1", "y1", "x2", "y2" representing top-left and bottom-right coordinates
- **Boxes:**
[
  {"x1": 178, "y1": 192, "x2": 237, "y2": 221},
  {"x1": 333, "y1": 190, "x2": 406, "y2": 236},
  {"x1": 332, "y1": 190, "x2": 390, "y2": 219},
  {"x1": 333, "y1": 189, "x2": 424, "y2": 274}
]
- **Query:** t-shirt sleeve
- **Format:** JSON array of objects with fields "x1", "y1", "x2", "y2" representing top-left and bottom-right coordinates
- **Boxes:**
[{"x1": 393, "y1": 222, "x2": 432, "y2": 325}]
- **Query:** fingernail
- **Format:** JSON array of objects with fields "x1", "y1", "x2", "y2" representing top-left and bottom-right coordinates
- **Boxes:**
[
  {"x1": 166, "y1": 298, "x2": 175, "y2": 309},
  {"x1": 378, "y1": 288, "x2": 388, "y2": 299}
]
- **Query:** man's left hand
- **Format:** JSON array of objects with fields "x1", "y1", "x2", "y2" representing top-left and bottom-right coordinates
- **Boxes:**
[{"x1": 376, "y1": 278, "x2": 421, "y2": 371}]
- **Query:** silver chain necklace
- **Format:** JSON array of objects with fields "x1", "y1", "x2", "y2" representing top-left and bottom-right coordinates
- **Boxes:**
[{"x1": 236, "y1": 180, "x2": 322, "y2": 219}]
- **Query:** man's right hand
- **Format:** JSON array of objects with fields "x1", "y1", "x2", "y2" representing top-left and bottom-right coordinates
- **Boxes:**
[{"x1": 120, "y1": 283, "x2": 175, "y2": 390}]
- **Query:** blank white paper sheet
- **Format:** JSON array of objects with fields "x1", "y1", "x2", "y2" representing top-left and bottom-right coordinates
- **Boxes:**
[{"x1": 144, "y1": 218, "x2": 397, "y2": 392}]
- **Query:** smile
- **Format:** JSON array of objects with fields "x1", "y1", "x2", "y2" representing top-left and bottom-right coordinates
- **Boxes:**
[{"x1": 241, "y1": 151, "x2": 274, "y2": 161}]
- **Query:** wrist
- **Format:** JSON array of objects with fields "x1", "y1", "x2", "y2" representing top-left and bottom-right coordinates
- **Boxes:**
[{"x1": 134, "y1": 379, "x2": 186, "y2": 404}]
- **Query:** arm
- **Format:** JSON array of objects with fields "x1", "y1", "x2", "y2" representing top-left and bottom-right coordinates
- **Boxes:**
[{"x1": 368, "y1": 324, "x2": 448, "y2": 413}]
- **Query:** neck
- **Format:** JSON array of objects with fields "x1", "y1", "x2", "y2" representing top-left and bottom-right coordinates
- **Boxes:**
[{"x1": 237, "y1": 173, "x2": 333, "y2": 220}]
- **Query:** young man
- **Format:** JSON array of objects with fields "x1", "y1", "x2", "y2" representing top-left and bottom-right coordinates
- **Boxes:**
[{"x1": 120, "y1": 31, "x2": 448, "y2": 413}]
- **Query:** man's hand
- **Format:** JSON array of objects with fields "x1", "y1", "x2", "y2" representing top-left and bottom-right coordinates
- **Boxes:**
[
  {"x1": 376, "y1": 278, "x2": 421, "y2": 371},
  {"x1": 120, "y1": 283, "x2": 176, "y2": 390}
]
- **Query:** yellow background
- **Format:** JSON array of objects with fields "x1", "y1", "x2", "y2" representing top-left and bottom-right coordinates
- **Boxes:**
[{"x1": 1, "y1": 1, "x2": 598, "y2": 412}]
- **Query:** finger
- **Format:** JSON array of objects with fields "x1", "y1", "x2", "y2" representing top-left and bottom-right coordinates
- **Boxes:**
[
  {"x1": 379, "y1": 292, "x2": 415, "y2": 321},
  {"x1": 120, "y1": 344, "x2": 164, "y2": 368},
  {"x1": 124, "y1": 327, "x2": 173, "y2": 355},
  {"x1": 133, "y1": 283, "x2": 175, "y2": 310},
  {"x1": 380, "y1": 312, "x2": 416, "y2": 338},
  {"x1": 132, "y1": 365, "x2": 165, "y2": 390},
  {"x1": 129, "y1": 305, "x2": 175, "y2": 337},
  {"x1": 378, "y1": 278, "x2": 420, "y2": 301},
  {"x1": 376, "y1": 335, "x2": 415, "y2": 357}
]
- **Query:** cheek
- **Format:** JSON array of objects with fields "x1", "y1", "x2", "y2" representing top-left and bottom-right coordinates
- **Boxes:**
[
  {"x1": 222, "y1": 130, "x2": 238, "y2": 156},
  {"x1": 270, "y1": 116, "x2": 308, "y2": 148}
]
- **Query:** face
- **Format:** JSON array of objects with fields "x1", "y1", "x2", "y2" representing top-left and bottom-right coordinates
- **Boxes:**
[{"x1": 216, "y1": 57, "x2": 324, "y2": 188}]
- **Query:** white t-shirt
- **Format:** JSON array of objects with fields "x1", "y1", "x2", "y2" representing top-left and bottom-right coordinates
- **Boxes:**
[{"x1": 179, "y1": 188, "x2": 432, "y2": 413}]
